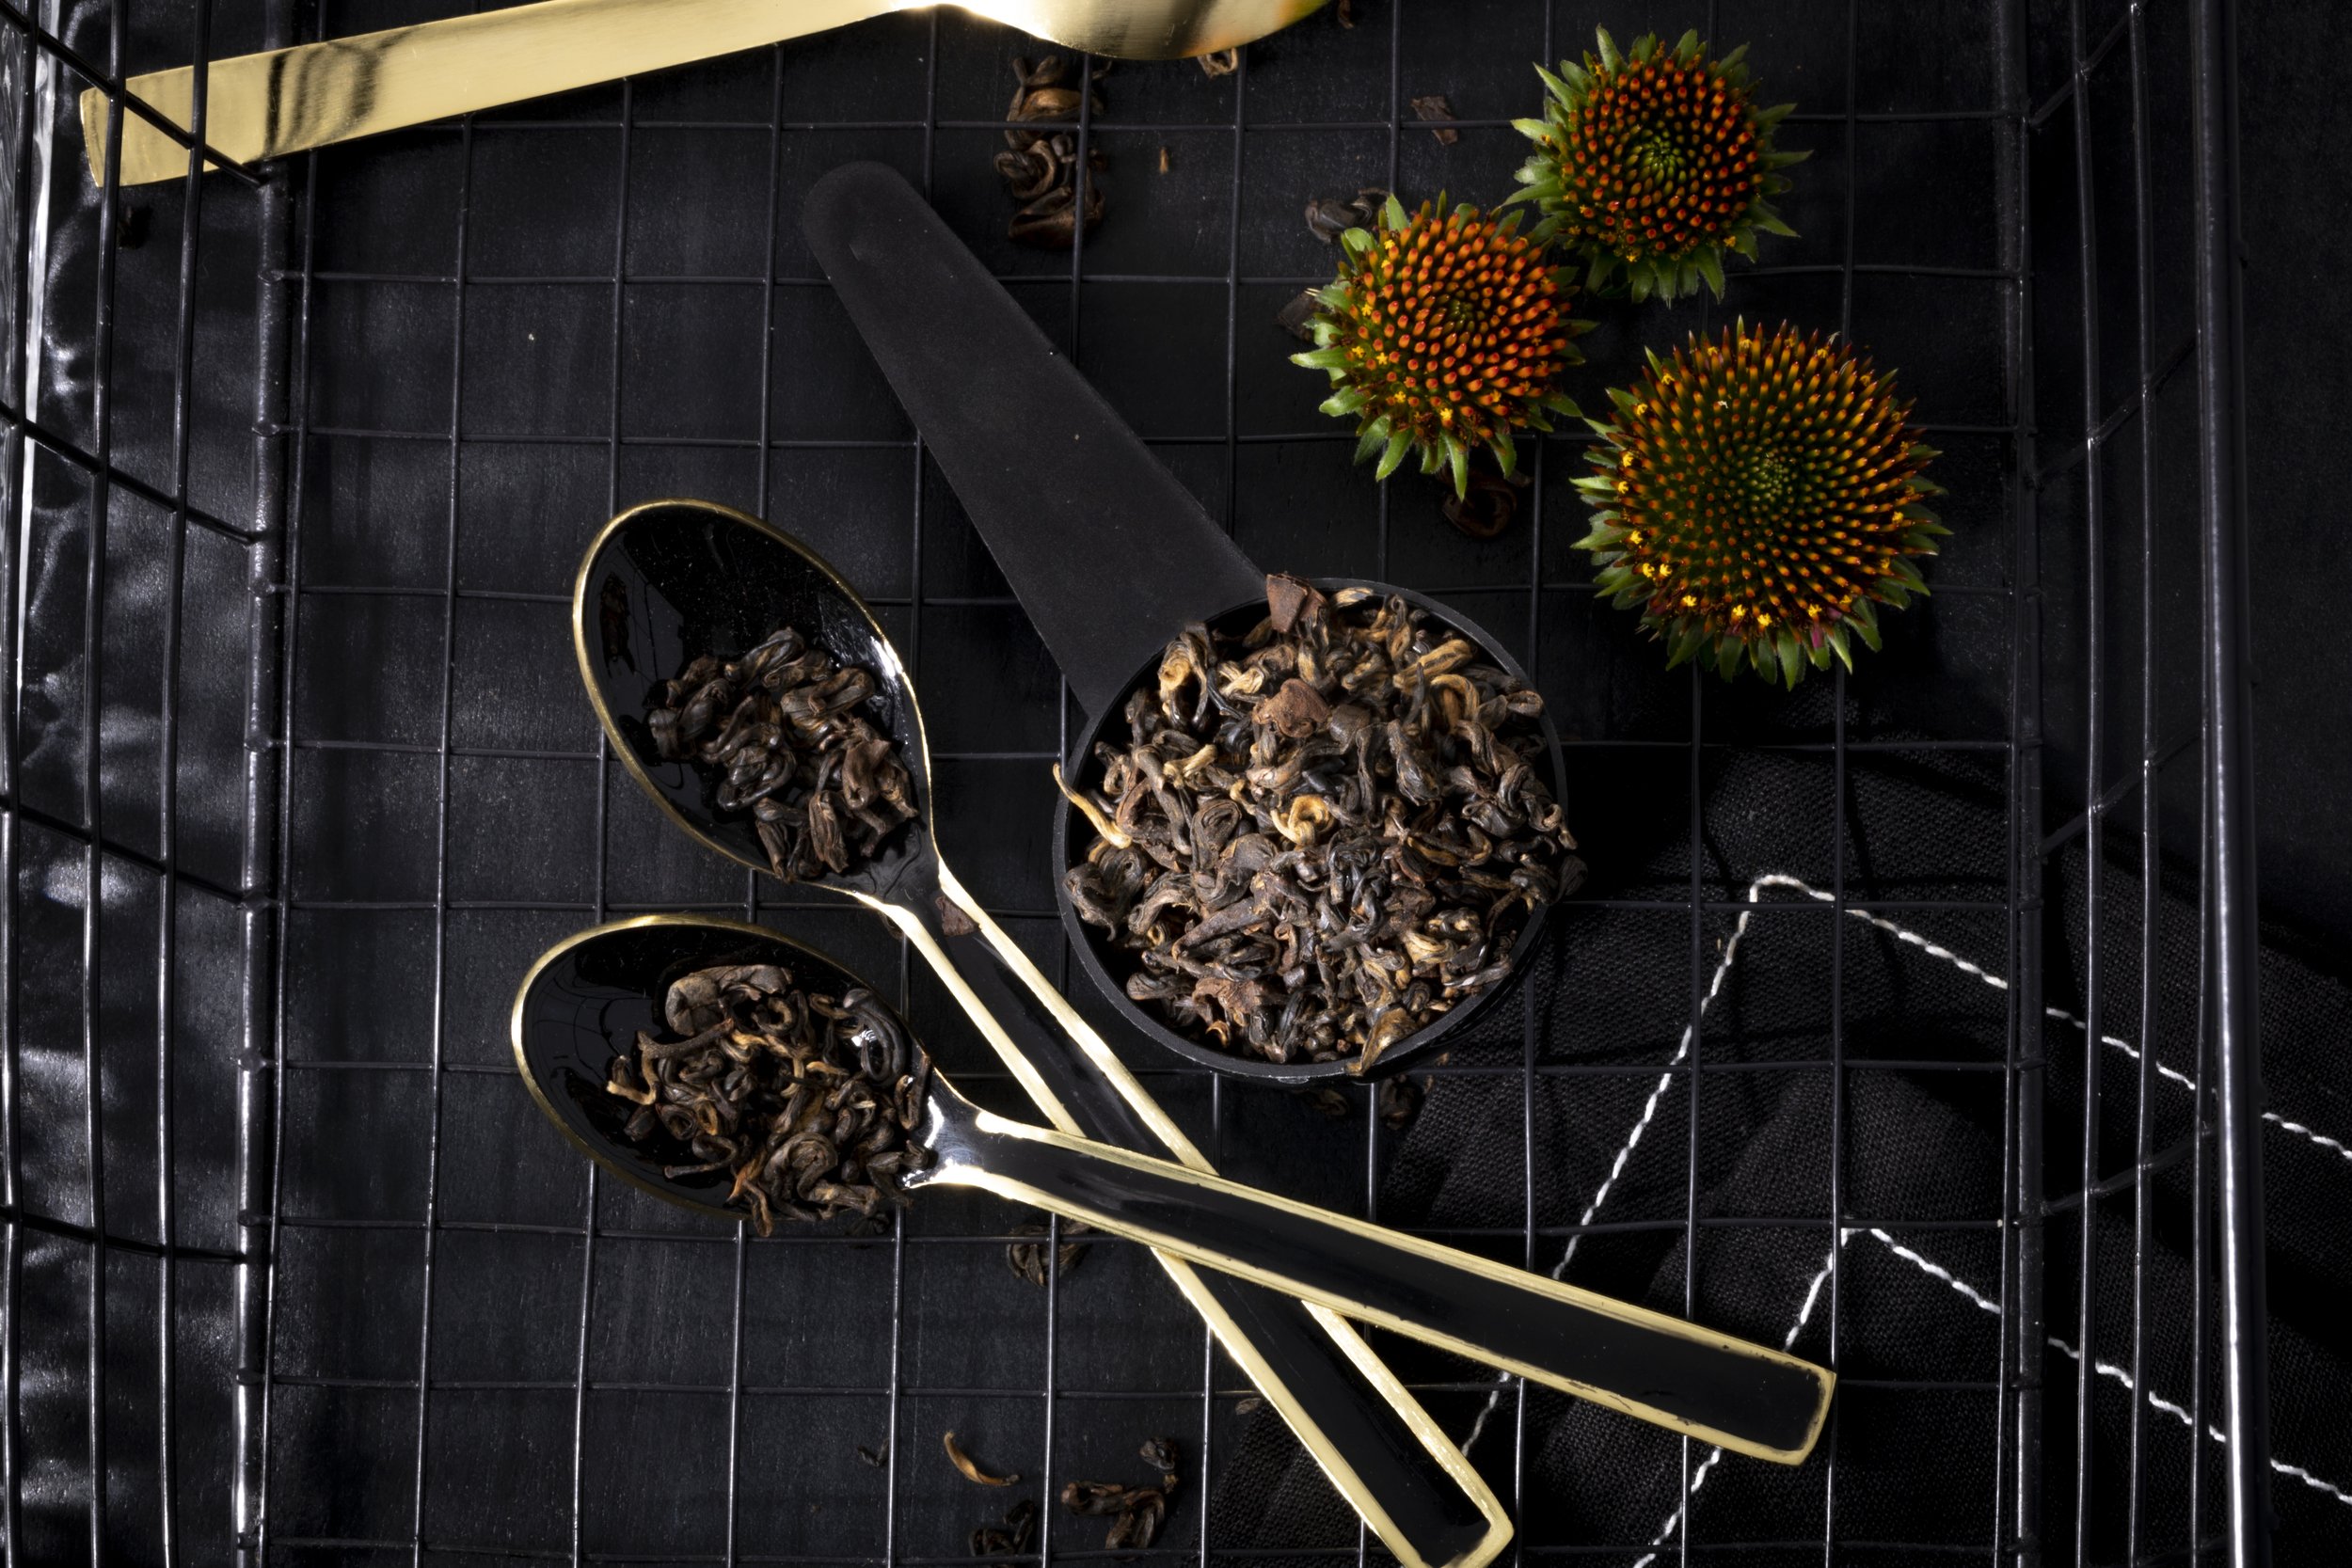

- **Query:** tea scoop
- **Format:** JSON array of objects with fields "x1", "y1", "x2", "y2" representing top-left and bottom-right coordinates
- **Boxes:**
[
  {"x1": 574, "y1": 497, "x2": 1516, "y2": 1568},
  {"x1": 516, "y1": 913, "x2": 1836, "y2": 1465},
  {"x1": 802, "y1": 160, "x2": 1565, "y2": 1083}
]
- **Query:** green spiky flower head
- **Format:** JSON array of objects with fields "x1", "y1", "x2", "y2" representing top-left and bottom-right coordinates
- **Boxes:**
[
  {"x1": 1293, "y1": 195, "x2": 1587, "y2": 498},
  {"x1": 1573, "y1": 321, "x2": 1947, "y2": 688},
  {"x1": 1509, "y1": 29, "x2": 1804, "y2": 303}
]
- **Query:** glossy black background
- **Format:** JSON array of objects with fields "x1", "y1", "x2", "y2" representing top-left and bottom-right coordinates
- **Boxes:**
[{"x1": 6, "y1": 0, "x2": 2344, "y2": 1562}]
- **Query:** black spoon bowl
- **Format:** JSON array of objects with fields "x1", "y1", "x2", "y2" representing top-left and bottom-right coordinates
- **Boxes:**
[
  {"x1": 516, "y1": 914, "x2": 1836, "y2": 1468},
  {"x1": 1053, "y1": 581, "x2": 1569, "y2": 1085},
  {"x1": 512, "y1": 912, "x2": 878, "y2": 1220},
  {"x1": 574, "y1": 497, "x2": 937, "y2": 903}
]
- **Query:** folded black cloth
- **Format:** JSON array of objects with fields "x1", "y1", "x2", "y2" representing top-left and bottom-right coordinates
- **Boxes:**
[{"x1": 1210, "y1": 744, "x2": 2352, "y2": 1563}]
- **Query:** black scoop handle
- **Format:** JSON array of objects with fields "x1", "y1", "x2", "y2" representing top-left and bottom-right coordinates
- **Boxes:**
[{"x1": 803, "y1": 160, "x2": 1265, "y2": 721}]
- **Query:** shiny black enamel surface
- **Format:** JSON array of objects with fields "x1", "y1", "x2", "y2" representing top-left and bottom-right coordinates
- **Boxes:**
[
  {"x1": 574, "y1": 499, "x2": 936, "y2": 903},
  {"x1": 512, "y1": 919, "x2": 899, "y2": 1220},
  {"x1": 1054, "y1": 579, "x2": 1568, "y2": 1085},
  {"x1": 941, "y1": 1116, "x2": 1829, "y2": 1461}
]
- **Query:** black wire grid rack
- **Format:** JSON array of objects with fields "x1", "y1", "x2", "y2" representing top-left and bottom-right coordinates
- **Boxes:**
[{"x1": 0, "y1": 0, "x2": 2269, "y2": 1563}]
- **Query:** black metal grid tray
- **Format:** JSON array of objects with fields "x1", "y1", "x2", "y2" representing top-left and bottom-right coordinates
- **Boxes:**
[{"x1": 0, "y1": 0, "x2": 2271, "y2": 1562}]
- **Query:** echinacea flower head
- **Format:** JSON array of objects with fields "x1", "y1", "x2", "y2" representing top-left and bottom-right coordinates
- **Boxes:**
[
  {"x1": 1573, "y1": 322, "x2": 1947, "y2": 687},
  {"x1": 1510, "y1": 28, "x2": 1804, "y2": 302},
  {"x1": 1293, "y1": 195, "x2": 1587, "y2": 497}
]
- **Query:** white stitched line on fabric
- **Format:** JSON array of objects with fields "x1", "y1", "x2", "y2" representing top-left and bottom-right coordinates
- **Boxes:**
[
  {"x1": 1861, "y1": 1225, "x2": 2000, "y2": 1314},
  {"x1": 1627, "y1": 1248, "x2": 1838, "y2": 1568},
  {"x1": 1749, "y1": 874, "x2": 2352, "y2": 1167},
  {"x1": 1865, "y1": 1227, "x2": 2352, "y2": 1509},
  {"x1": 1458, "y1": 879, "x2": 1780, "y2": 1456},
  {"x1": 1459, "y1": 870, "x2": 2348, "y2": 1461}
]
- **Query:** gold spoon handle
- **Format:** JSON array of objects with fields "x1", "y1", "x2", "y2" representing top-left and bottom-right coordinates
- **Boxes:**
[{"x1": 81, "y1": 0, "x2": 898, "y2": 187}]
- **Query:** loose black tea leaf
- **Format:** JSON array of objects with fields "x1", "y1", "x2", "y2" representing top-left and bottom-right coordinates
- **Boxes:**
[
  {"x1": 1335, "y1": 0, "x2": 1357, "y2": 24},
  {"x1": 645, "y1": 625, "x2": 917, "y2": 881},
  {"x1": 1060, "y1": 1438, "x2": 1179, "y2": 1551},
  {"x1": 1104, "y1": 1491, "x2": 1167, "y2": 1551},
  {"x1": 1061, "y1": 1481, "x2": 1139, "y2": 1517},
  {"x1": 1139, "y1": 1435, "x2": 1181, "y2": 1492},
  {"x1": 969, "y1": 1497, "x2": 1037, "y2": 1557},
  {"x1": 1410, "y1": 93, "x2": 1459, "y2": 144},
  {"x1": 1065, "y1": 578, "x2": 1583, "y2": 1069},
  {"x1": 856, "y1": 1442, "x2": 888, "y2": 1468},
  {"x1": 944, "y1": 1431, "x2": 1021, "y2": 1487},
  {"x1": 1304, "y1": 186, "x2": 1391, "y2": 245},
  {"x1": 1295, "y1": 1085, "x2": 1353, "y2": 1121},
  {"x1": 1006, "y1": 1218, "x2": 1092, "y2": 1287},
  {"x1": 604, "y1": 963, "x2": 933, "y2": 1235},
  {"x1": 1441, "y1": 458, "x2": 1530, "y2": 540},
  {"x1": 1376, "y1": 1073, "x2": 1424, "y2": 1132},
  {"x1": 1275, "y1": 289, "x2": 1323, "y2": 341},
  {"x1": 997, "y1": 55, "x2": 1109, "y2": 248},
  {"x1": 1304, "y1": 196, "x2": 1356, "y2": 245}
]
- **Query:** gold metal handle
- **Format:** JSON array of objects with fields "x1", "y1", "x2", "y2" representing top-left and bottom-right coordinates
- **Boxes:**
[{"x1": 80, "y1": 0, "x2": 897, "y2": 186}]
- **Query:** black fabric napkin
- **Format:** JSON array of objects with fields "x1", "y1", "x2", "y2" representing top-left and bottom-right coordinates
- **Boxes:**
[{"x1": 1209, "y1": 743, "x2": 2352, "y2": 1564}]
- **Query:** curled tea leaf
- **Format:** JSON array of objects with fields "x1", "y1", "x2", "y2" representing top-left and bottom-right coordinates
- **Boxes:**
[
  {"x1": 1006, "y1": 1219, "x2": 1092, "y2": 1288},
  {"x1": 970, "y1": 1497, "x2": 1038, "y2": 1556},
  {"x1": 1410, "y1": 93, "x2": 1459, "y2": 143},
  {"x1": 944, "y1": 1431, "x2": 1021, "y2": 1487}
]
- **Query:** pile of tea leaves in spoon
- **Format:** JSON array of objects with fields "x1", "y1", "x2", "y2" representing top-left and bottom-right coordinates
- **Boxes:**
[
  {"x1": 1064, "y1": 577, "x2": 1582, "y2": 1070},
  {"x1": 647, "y1": 625, "x2": 917, "y2": 880},
  {"x1": 605, "y1": 962, "x2": 934, "y2": 1234}
]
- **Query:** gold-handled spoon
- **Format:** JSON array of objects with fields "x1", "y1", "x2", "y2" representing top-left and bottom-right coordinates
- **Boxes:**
[
  {"x1": 82, "y1": 0, "x2": 1326, "y2": 186},
  {"x1": 517, "y1": 914, "x2": 1836, "y2": 1465}
]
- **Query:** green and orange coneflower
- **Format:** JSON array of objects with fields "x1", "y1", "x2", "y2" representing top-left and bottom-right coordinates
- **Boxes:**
[
  {"x1": 1573, "y1": 322, "x2": 1946, "y2": 688},
  {"x1": 1292, "y1": 196, "x2": 1587, "y2": 497},
  {"x1": 1510, "y1": 29, "x2": 1804, "y2": 303}
]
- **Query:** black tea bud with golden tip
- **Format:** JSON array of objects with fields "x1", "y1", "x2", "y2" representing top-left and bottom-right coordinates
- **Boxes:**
[
  {"x1": 1573, "y1": 322, "x2": 1946, "y2": 688},
  {"x1": 1509, "y1": 28, "x2": 1804, "y2": 303},
  {"x1": 1292, "y1": 195, "x2": 1587, "y2": 498}
]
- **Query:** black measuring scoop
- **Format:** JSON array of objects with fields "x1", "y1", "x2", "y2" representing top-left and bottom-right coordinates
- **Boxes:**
[
  {"x1": 516, "y1": 914, "x2": 1835, "y2": 1468},
  {"x1": 803, "y1": 160, "x2": 1565, "y2": 1085}
]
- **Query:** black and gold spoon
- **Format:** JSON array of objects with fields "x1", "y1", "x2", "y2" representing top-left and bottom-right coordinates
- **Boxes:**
[{"x1": 518, "y1": 913, "x2": 1836, "y2": 1466}]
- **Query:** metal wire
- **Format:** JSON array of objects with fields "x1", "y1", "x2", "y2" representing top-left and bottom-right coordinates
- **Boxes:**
[{"x1": 0, "y1": 1, "x2": 2274, "y2": 1565}]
